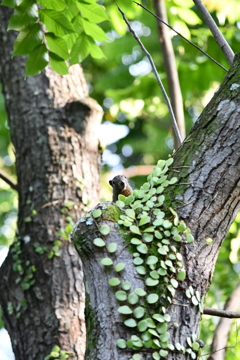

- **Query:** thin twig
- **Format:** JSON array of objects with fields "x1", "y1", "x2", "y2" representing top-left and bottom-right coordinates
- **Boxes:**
[
  {"x1": 117, "y1": 5, "x2": 182, "y2": 147},
  {"x1": 0, "y1": 169, "x2": 18, "y2": 191},
  {"x1": 134, "y1": 1, "x2": 228, "y2": 72},
  {"x1": 193, "y1": 0, "x2": 235, "y2": 65},
  {"x1": 203, "y1": 307, "x2": 240, "y2": 318}
]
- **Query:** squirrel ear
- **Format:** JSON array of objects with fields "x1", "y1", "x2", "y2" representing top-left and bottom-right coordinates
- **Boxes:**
[{"x1": 109, "y1": 180, "x2": 113, "y2": 186}]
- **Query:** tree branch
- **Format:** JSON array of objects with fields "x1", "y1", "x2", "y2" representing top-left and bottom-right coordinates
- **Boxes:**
[
  {"x1": 117, "y1": 5, "x2": 182, "y2": 148},
  {"x1": 0, "y1": 169, "x2": 18, "y2": 191},
  {"x1": 134, "y1": 1, "x2": 228, "y2": 72},
  {"x1": 153, "y1": 0, "x2": 186, "y2": 147},
  {"x1": 192, "y1": 0, "x2": 235, "y2": 65},
  {"x1": 203, "y1": 307, "x2": 240, "y2": 319}
]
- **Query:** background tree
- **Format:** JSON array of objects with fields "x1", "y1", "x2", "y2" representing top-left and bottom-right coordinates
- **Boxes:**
[{"x1": 0, "y1": 0, "x2": 240, "y2": 359}]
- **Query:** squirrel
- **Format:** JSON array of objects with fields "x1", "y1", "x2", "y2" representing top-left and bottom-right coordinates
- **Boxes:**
[{"x1": 109, "y1": 175, "x2": 133, "y2": 202}]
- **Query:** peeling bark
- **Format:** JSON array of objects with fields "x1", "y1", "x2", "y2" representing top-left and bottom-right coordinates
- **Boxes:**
[
  {"x1": 0, "y1": 6, "x2": 103, "y2": 360},
  {"x1": 72, "y1": 54, "x2": 240, "y2": 360}
]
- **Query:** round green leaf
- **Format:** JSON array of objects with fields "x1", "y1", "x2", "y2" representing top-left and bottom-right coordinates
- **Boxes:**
[
  {"x1": 177, "y1": 270, "x2": 186, "y2": 281},
  {"x1": 131, "y1": 238, "x2": 142, "y2": 245},
  {"x1": 159, "y1": 332, "x2": 170, "y2": 342},
  {"x1": 93, "y1": 238, "x2": 105, "y2": 247},
  {"x1": 156, "y1": 322, "x2": 167, "y2": 334},
  {"x1": 137, "y1": 319, "x2": 148, "y2": 332},
  {"x1": 115, "y1": 291, "x2": 127, "y2": 301},
  {"x1": 99, "y1": 224, "x2": 110, "y2": 236},
  {"x1": 146, "y1": 255, "x2": 158, "y2": 265},
  {"x1": 100, "y1": 257, "x2": 113, "y2": 266},
  {"x1": 192, "y1": 342, "x2": 200, "y2": 351},
  {"x1": 146, "y1": 294, "x2": 159, "y2": 304},
  {"x1": 186, "y1": 234, "x2": 194, "y2": 243},
  {"x1": 122, "y1": 281, "x2": 131, "y2": 290},
  {"x1": 153, "y1": 352, "x2": 160, "y2": 360},
  {"x1": 192, "y1": 295, "x2": 199, "y2": 306},
  {"x1": 92, "y1": 209, "x2": 102, "y2": 218},
  {"x1": 146, "y1": 278, "x2": 159, "y2": 286},
  {"x1": 133, "y1": 257, "x2": 144, "y2": 265},
  {"x1": 124, "y1": 318, "x2": 137, "y2": 327},
  {"x1": 108, "y1": 277, "x2": 120, "y2": 286},
  {"x1": 137, "y1": 243, "x2": 148, "y2": 254},
  {"x1": 169, "y1": 177, "x2": 178, "y2": 184},
  {"x1": 170, "y1": 278, "x2": 178, "y2": 288},
  {"x1": 118, "y1": 305, "x2": 132, "y2": 314},
  {"x1": 133, "y1": 307, "x2": 145, "y2": 319},
  {"x1": 114, "y1": 263, "x2": 125, "y2": 272},
  {"x1": 206, "y1": 238, "x2": 213, "y2": 244},
  {"x1": 107, "y1": 242, "x2": 117, "y2": 253},
  {"x1": 128, "y1": 292, "x2": 139, "y2": 305},
  {"x1": 134, "y1": 288, "x2": 147, "y2": 297},
  {"x1": 116, "y1": 339, "x2": 126, "y2": 349},
  {"x1": 136, "y1": 266, "x2": 146, "y2": 275},
  {"x1": 143, "y1": 233, "x2": 153, "y2": 242},
  {"x1": 158, "y1": 268, "x2": 167, "y2": 276},
  {"x1": 152, "y1": 314, "x2": 164, "y2": 323},
  {"x1": 150, "y1": 271, "x2": 159, "y2": 279},
  {"x1": 116, "y1": 200, "x2": 125, "y2": 208},
  {"x1": 139, "y1": 216, "x2": 151, "y2": 226}
]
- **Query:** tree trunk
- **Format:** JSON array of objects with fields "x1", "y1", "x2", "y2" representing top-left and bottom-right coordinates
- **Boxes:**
[
  {"x1": 72, "y1": 54, "x2": 240, "y2": 359},
  {"x1": 0, "y1": 6, "x2": 103, "y2": 360}
]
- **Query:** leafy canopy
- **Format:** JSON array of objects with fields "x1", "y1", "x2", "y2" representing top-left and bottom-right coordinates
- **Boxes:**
[{"x1": 2, "y1": 0, "x2": 109, "y2": 76}]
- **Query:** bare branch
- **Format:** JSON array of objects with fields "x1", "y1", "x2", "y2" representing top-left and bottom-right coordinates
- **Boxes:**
[
  {"x1": 134, "y1": 1, "x2": 228, "y2": 72},
  {"x1": 117, "y1": 5, "x2": 182, "y2": 148},
  {"x1": 203, "y1": 307, "x2": 240, "y2": 319},
  {"x1": 192, "y1": 0, "x2": 235, "y2": 65},
  {"x1": 0, "y1": 169, "x2": 18, "y2": 191},
  {"x1": 153, "y1": 0, "x2": 186, "y2": 146}
]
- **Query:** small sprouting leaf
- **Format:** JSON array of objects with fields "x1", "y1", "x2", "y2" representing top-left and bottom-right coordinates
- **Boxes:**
[
  {"x1": 128, "y1": 292, "x2": 139, "y2": 305},
  {"x1": 92, "y1": 209, "x2": 102, "y2": 218},
  {"x1": 178, "y1": 221, "x2": 187, "y2": 232},
  {"x1": 133, "y1": 306, "x2": 145, "y2": 319},
  {"x1": 206, "y1": 238, "x2": 213, "y2": 244},
  {"x1": 163, "y1": 314, "x2": 171, "y2": 322},
  {"x1": 116, "y1": 339, "x2": 126, "y2": 349},
  {"x1": 115, "y1": 291, "x2": 127, "y2": 301},
  {"x1": 146, "y1": 294, "x2": 159, "y2": 304},
  {"x1": 100, "y1": 257, "x2": 113, "y2": 266},
  {"x1": 124, "y1": 318, "x2": 137, "y2": 327},
  {"x1": 114, "y1": 263, "x2": 125, "y2": 272},
  {"x1": 186, "y1": 289, "x2": 191, "y2": 298},
  {"x1": 93, "y1": 238, "x2": 105, "y2": 247},
  {"x1": 118, "y1": 305, "x2": 132, "y2": 314},
  {"x1": 187, "y1": 337, "x2": 192, "y2": 347},
  {"x1": 196, "y1": 290, "x2": 201, "y2": 302},
  {"x1": 122, "y1": 281, "x2": 131, "y2": 290},
  {"x1": 107, "y1": 242, "x2": 117, "y2": 253},
  {"x1": 130, "y1": 225, "x2": 141, "y2": 235},
  {"x1": 109, "y1": 278, "x2": 120, "y2": 286},
  {"x1": 100, "y1": 224, "x2": 110, "y2": 235}
]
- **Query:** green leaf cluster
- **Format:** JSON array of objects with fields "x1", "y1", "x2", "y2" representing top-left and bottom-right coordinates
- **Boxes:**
[{"x1": 2, "y1": 0, "x2": 109, "y2": 76}]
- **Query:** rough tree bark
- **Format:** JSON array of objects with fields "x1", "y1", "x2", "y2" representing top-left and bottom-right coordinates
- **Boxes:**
[
  {"x1": 0, "y1": 6, "x2": 103, "y2": 360},
  {"x1": 72, "y1": 54, "x2": 240, "y2": 360}
]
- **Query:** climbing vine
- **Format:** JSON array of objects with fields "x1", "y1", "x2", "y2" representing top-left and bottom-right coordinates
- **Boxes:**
[{"x1": 74, "y1": 157, "x2": 205, "y2": 360}]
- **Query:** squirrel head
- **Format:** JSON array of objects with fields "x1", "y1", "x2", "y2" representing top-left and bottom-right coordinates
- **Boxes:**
[{"x1": 109, "y1": 175, "x2": 128, "y2": 190}]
